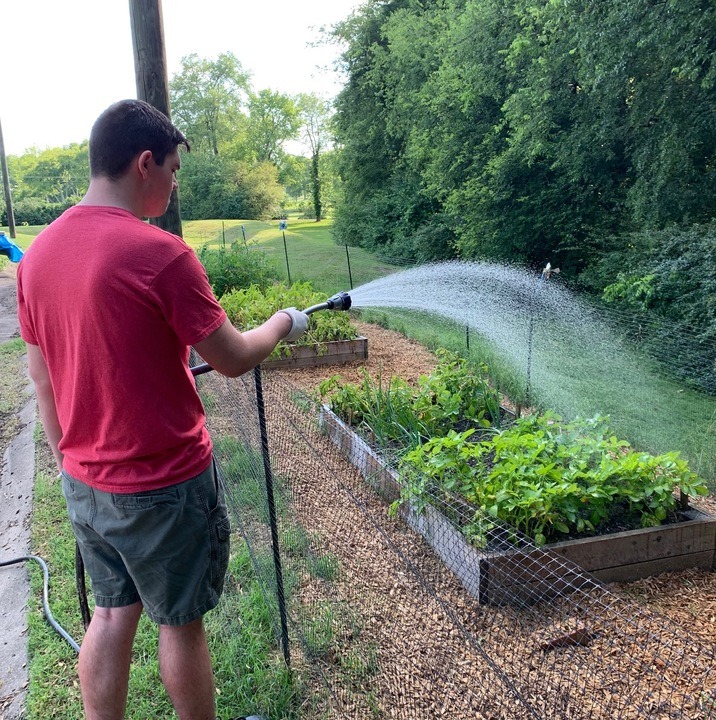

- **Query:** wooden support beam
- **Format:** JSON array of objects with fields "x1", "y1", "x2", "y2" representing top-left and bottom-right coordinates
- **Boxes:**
[
  {"x1": 128, "y1": 0, "x2": 183, "y2": 237},
  {"x1": 0, "y1": 116, "x2": 17, "y2": 239}
]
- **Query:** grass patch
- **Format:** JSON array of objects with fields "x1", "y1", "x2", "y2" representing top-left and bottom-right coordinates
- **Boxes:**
[
  {"x1": 0, "y1": 337, "x2": 28, "y2": 452},
  {"x1": 256, "y1": 218, "x2": 404, "y2": 295},
  {"x1": 182, "y1": 219, "x2": 271, "y2": 250},
  {"x1": 0, "y1": 225, "x2": 46, "y2": 246}
]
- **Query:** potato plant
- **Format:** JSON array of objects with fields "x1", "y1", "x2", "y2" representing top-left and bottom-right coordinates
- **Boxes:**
[{"x1": 399, "y1": 413, "x2": 708, "y2": 546}]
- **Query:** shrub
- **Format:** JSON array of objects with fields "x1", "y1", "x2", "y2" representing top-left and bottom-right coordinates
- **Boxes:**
[
  {"x1": 2, "y1": 198, "x2": 72, "y2": 226},
  {"x1": 198, "y1": 241, "x2": 282, "y2": 297}
]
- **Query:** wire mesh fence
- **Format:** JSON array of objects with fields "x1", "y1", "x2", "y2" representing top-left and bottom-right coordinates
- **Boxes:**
[{"x1": 196, "y1": 364, "x2": 716, "y2": 720}]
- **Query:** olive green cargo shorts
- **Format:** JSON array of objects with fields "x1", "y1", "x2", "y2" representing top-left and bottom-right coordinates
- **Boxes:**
[{"x1": 61, "y1": 460, "x2": 231, "y2": 626}]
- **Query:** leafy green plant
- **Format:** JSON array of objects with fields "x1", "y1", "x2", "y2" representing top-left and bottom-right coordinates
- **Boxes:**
[
  {"x1": 320, "y1": 369, "x2": 430, "y2": 449},
  {"x1": 219, "y1": 281, "x2": 359, "y2": 359},
  {"x1": 399, "y1": 413, "x2": 708, "y2": 546},
  {"x1": 199, "y1": 239, "x2": 282, "y2": 297},
  {"x1": 602, "y1": 273, "x2": 656, "y2": 309},
  {"x1": 319, "y1": 349, "x2": 501, "y2": 451}
]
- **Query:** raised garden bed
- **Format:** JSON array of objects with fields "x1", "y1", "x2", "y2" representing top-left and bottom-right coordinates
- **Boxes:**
[
  {"x1": 264, "y1": 337, "x2": 368, "y2": 369},
  {"x1": 320, "y1": 405, "x2": 716, "y2": 605}
]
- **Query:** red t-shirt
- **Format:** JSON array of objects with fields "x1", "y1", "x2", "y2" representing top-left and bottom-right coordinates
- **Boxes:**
[{"x1": 17, "y1": 206, "x2": 227, "y2": 493}]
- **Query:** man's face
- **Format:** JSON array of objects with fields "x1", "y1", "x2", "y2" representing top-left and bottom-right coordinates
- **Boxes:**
[{"x1": 143, "y1": 148, "x2": 180, "y2": 218}]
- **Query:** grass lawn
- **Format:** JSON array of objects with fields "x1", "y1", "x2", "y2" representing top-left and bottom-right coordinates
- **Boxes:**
[{"x1": 183, "y1": 217, "x2": 405, "y2": 295}]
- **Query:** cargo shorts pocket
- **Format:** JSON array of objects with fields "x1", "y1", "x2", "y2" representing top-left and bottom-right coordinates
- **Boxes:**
[{"x1": 210, "y1": 502, "x2": 231, "y2": 589}]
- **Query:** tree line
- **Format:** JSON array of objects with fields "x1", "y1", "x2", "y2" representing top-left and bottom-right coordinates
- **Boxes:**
[
  {"x1": 2, "y1": 6, "x2": 714, "y2": 391},
  {"x1": 2, "y1": 51, "x2": 337, "y2": 225},
  {"x1": 329, "y1": 0, "x2": 715, "y2": 390}
]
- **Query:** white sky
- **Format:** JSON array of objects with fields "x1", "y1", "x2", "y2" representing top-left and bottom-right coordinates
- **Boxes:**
[{"x1": 2, "y1": 0, "x2": 362, "y2": 156}]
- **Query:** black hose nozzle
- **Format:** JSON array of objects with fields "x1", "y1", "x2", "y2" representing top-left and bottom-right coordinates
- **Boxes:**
[
  {"x1": 325, "y1": 291, "x2": 352, "y2": 311},
  {"x1": 303, "y1": 291, "x2": 352, "y2": 315}
]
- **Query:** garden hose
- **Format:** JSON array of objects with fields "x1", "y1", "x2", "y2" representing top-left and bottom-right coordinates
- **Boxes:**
[{"x1": 0, "y1": 554, "x2": 81, "y2": 653}]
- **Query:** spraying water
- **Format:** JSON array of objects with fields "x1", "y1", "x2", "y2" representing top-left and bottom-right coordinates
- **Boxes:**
[
  {"x1": 346, "y1": 260, "x2": 716, "y2": 480},
  {"x1": 350, "y1": 260, "x2": 566, "y2": 366},
  {"x1": 349, "y1": 260, "x2": 606, "y2": 402}
]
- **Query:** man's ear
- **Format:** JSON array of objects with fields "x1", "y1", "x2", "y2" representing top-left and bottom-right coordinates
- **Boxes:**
[{"x1": 137, "y1": 150, "x2": 154, "y2": 179}]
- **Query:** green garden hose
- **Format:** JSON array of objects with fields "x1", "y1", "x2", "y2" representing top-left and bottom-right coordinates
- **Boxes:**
[{"x1": 0, "y1": 554, "x2": 81, "y2": 653}]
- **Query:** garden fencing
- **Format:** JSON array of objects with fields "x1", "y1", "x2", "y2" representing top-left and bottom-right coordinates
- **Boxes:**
[{"x1": 196, "y1": 365, "x2": 716, "y2": 720}]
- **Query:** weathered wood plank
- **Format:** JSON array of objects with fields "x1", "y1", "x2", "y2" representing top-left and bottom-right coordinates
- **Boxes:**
[
  {"x1": 264, "y1": 337, "x2": 368, "y2": 369},
  {"x1": 549, "y1": 512, "x2": 716, "y2": 571}
]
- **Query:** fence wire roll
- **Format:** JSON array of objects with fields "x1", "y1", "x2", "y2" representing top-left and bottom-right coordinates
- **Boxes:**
[{"x1": 196, "y1": 365, "x2": 716, "y2": 720}]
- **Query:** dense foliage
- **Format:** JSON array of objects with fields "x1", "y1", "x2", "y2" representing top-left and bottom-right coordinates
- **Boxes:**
[
  {"x1": 331, "y1": 0, "x2": 716, "y2": 274},
  {"x1": 329, "y1": 0, "x2": 715, "y2": 392},
  {"x1": 2, "y1": 143, "x2": 89, "y2": 225},
  {"x1": 586, "y1": 223, "x2": 716, "y2": 393},
  {"x1": 402, "y1": 413, "x2": 707, "y2": 546},
  {"x1": 219, "y1": 281, "x2": 359, "y2": 359},
  {"x1": 198, "y1": 240, "x2": 283, "y2": 297}
]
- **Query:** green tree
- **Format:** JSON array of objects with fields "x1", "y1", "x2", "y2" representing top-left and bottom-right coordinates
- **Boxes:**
[
  {"x1": 332, "y1": 0, "x2": 716, "y2": 271},
  {"x1": 7, "y1": 144, "x2": 89, "y2": 203},
  {"x1": 170, "y1": 52, "x2": 251, "y2": 156},
  {"x1": 296, "y1": 94, "x2": 333, "y2": 221},
  {"x1": 178, "y1": 153, "x2": 283, "y2": 220},
  {"x1": 246, "y1": 90, "x2": 301, "y2": 164},
  {"x1": 3, "y1": 143, "x2": 89, "y2": 224},
  {"x1": 278, "y1": 154, "x2": 311, "y2": 205}
]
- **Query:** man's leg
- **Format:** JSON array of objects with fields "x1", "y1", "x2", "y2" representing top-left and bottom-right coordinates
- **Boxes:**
[
  {"x1": 78, "y1": 602, "x2": 143, "y2": 720},
  {"x1": 158, "y1": 617, "x2": 216, "y2": 720}
]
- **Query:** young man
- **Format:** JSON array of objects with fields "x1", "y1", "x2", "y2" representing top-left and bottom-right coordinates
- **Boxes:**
[{"x1": 16, "y1": 99, "x2": 307, "y2": 720}]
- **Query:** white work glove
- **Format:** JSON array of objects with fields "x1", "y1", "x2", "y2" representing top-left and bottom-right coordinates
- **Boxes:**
[{"x1": 278, "y1": 307, "x2": 309, "y2": 343}]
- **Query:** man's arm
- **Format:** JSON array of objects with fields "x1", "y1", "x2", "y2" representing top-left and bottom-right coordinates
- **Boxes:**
[
  {"x1": 193, "y1": 311, "x2": 300, "y2": 378},
  {"x1": 26, "y1": 343, "x2": 64, "y2": 471}
]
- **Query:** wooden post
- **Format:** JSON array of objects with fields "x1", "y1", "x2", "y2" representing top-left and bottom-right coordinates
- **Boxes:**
[
  {"x1": 128, "y1": 0, "x2": 183, "y2": 237},
  {"x1": 0, "y1": 116, "x2": 16, "y2": 239}
]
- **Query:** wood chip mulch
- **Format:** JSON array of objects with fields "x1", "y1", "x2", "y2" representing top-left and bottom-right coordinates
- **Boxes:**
[{"x1": 262, "y1": 321, "x2": 716, "y2": 719}]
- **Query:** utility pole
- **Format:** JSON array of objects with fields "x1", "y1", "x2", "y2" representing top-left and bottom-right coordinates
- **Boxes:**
[
  {"x1": 128, "y1": 0, "x2": 183, "y2": 237},
  {"x1": 0, "y1": 116, "x2": 16, "y2": 239}
]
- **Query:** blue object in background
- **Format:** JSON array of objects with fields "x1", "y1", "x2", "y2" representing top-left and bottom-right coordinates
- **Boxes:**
[{"x1": 0, "y1": 232, "x2": 23, "y2": 262}]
